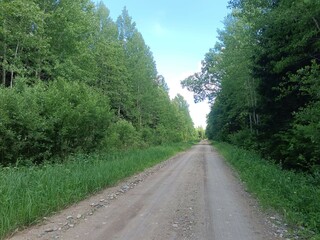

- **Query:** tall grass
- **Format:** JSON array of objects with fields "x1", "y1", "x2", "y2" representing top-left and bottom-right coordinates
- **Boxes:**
[
  {"x1": 213, "y1": 142, "x2": 320, "y2": 240},
  {"x1": 0, "y1": 143, "x2": 193, "y2": 239}
]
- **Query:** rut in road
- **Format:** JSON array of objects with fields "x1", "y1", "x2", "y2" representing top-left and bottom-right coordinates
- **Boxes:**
[{"x1": 9, "y1": 142, "x2": 278, "y2": 240}]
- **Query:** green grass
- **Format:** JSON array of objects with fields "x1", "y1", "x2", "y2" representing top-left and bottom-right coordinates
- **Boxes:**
[
  {"x1": 0, "y1": 142, "x2": 193, "y2": 239},
  {"x1": 213, "y1": 142, "x2": 320, "y2": 240}
]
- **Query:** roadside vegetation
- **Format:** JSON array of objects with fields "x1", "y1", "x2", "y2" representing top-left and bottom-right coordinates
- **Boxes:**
[
  {"x1": 183, "y1": 2, "x2": 320, "y2": 238},
  {"x1": 0, "y1": 1, "x2": 197, "y2": 166},
  {"x1": 0, "y1": 1, "x2": 198, "y2": 239},
  {"x1": 182, "y1": 0, "x2": 320, "y2": 171},
  {"x1": 214, "y1": 142, "x2": 320, "y2": 240},
  {"x1": 0, "y1": 142, "x2": 193, "y2": 239}
]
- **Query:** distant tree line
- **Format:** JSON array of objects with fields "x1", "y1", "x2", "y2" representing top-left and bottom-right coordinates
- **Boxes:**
[
  {"x1": 0, "y1": 0, "x2": 196, "y2": 165},
  {"x1": 182, "y1": 0, "x2": 320, "y2": 170}
]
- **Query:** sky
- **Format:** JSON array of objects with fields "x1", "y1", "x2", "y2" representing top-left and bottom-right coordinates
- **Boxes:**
[{"x1": 102, "y1": 0, "x2": 230, "y2": 128}]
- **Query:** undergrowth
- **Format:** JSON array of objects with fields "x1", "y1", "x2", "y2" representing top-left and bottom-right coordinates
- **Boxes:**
[
  {"x1": 213, "y1": 142, "x2": 320, "y2": 240},
  {"x1": 0, "y1": 142, "x2": 193, "y2": 239}
]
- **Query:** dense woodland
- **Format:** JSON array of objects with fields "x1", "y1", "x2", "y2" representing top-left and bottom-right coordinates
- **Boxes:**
[
  {"x1": 182, "y1": 0, "x2": 320, "y2": 171},
  {"x1": 0, "y1": 0, "x2": 196, "y2": 165}
]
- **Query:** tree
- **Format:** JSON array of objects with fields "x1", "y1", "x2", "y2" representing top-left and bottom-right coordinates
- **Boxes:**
[
  {"x1": 90, "y1": 2, "x2": 132, "y2": 118},
  {"x1": 196, "y1": 126, "x2": 206, "y2": 139},
  {"x1": 182, "y1": 13, "x2": 260, "y2": 145},
  {"x1": 155, "y1": 75, "x2": 169, "y2": 93},
  {"x1": 189, "y1": 0, "x2": 320, "y2": 169},
  {"x1": 117, "y1": 7, "x2": 158, "y2": 128},
  {"x1": 0, "y1": 1, "x2": 197, "y2": 164},
  {"x1": 0, "y1": 0, "x2": 48, "y2": 86},
  {"x1": 172, "y1": 94, "x2": 195, "y2": 141},
  {"x1": 41, "y1": 0, "x2": 96, "y2": 82},
  {"x1": 181, "y1": 48, "x2": 221, "y2": 103}
]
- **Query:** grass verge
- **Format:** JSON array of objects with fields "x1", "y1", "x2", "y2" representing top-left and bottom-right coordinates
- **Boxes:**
[
  {"x1": 0, "y1": 142, "x2": 193, "y2": 239},
  {"x1": 213, "y1": 142, "x2": 320, "y2": 240}
]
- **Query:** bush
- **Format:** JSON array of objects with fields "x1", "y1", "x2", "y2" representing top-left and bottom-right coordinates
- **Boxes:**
[
  {"x1": 228, "y1": 129, "x2": 258, "y2": 150},
  {"x1": 0, "y1": 79, "x2": 112, "y2": 165},
  {"x1": 102, "y1": 119, "x2": 141, "y2": 150},
  {"x1": 115, "y1": 120, "x2": 140, "y2": 149}
]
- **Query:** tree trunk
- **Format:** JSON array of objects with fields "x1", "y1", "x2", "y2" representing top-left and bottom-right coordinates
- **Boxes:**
[
  {"x1": 249, "y1": 113, "x2": 253, "y2": 133},
  {"x1": 313, "y1": 17, "x2": 320, "y2": 31},
  {"x1": 117, "y1": 106, "x2": 121, "y2": 117},
  {"x1": 10, "y1": 42, "x2": 20, "y2": 88},
  {"x1": 2, "y1": 18, "x2": 7, "y2": 86},
  {"x1": 2, "y1": 43, "x2": 6, "y2": 86},
  {"x1": 137, "y1": 84, "x2": 142, "y2": 128}
]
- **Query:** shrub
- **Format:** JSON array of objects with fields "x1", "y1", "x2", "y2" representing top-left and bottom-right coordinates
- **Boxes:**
[{"x1": 0, "y1": 79, "x2": 112, "y2": 165}]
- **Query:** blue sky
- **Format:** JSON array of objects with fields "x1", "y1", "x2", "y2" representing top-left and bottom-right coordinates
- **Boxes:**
[{"x1": 102, "y1": 0, "x2": 230, "y2": 127}]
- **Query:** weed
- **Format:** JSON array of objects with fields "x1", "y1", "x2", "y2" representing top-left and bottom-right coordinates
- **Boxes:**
[
  {"x1": 0, "y1": 143, "x2": 193, "y2": 239},
  {"x1": 213, "y1": 142, "x2": 320, "y2": 239}
]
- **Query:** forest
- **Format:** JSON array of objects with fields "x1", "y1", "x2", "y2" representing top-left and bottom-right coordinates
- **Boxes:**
[
  {"x1": 182, "y1": 0, "x2": 320, "y2": 171},
  {"x1": 1, "y1": 1, "x2": 320, "y2": 238},
  {"x1": 0, "y1": 0, "x2": 197, "y2": 165}
]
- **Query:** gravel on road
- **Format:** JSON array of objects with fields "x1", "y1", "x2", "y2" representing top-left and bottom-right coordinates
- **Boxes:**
[{"x1": 9, "y1": 141, "x2": 283, "y2": 240}]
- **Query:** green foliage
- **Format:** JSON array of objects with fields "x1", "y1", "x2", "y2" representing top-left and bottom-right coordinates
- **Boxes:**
[
  {"x1": 172, "y1": 94, "x2": 197, "y2": 141},
  {"x1": 183, "y1": 13, "x2": 260, "y2": 144},
  {"x1": 0, "y1": 80, "x2": 112, "y2": 164},
  {"x1": 181, "y1": 48, "x2": 221, "y2": 103},
  {"x1": 274, "y1": 62, "x2": 320, "y2": 168},
  {"x1": 106, "y1": 120, "x2": 140, "y2": 150},
  {"x1": 0, "y1": 0, "x2": 48, "y2": 86},
  {"x1": 0, "y1": 3, "x2": 197, "y2": 238},
  {"x1": 184, "y1": 0, "x2": 320, "y2": 170},
  {"x1": 0, "y1": 142, "x2": 193, "y2": 239},
  {"x1": 214, "y1": 142, "x2": 320, "y2": 238},
  {"x1": 0, "y1": 1, "x2": 196, "y2": 165},
  {"x1": 91, "y1": 3, "x2": 132, "y2": 118},
  {"x1": 227, "y1": 129, "x2": 258, "y2": 150},
  {"x1": 116, "y1": 8, "x2": 159, "y2": 129},
  {"x1": 45, "y1": 0, "x2": 96, "y2": 82},
  {"x1": 195, "y1": 126, "x2": 206, "y2": 140}
]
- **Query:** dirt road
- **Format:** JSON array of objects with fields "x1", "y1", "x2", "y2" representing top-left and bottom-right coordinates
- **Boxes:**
[{"x1": 10, "y1": 142, "x2": 279, "y2": 240}]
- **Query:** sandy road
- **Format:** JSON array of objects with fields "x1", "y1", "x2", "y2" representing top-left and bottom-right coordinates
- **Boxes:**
[{"x1": 10, "y1": 141, "x2": 278, "y2": 240}]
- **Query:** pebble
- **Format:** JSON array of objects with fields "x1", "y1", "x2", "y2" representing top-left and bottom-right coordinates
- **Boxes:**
[
  {"x1": 95, "y1": 203, "x2": 104, "y2": 209},
  {"x1": 77, "y1": 214, "x2": 82, "y2": 219},
  {"x1": 108, "y1": 194, "x2": 117, "y2": 200},
  {"x1": 172, "y1": 224, "x2": 178, "y2": 228},
  {"x1": 66, "y1": 215, "x2": 73, "y2": 220}
]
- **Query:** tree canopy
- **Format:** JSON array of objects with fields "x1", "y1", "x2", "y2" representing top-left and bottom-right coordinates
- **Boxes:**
[
  {"x1": 182, "y1": 0, "x2": 320, "y2": 170},
  {"x1": 0, "y1": 1, "x2": 196, "y2": 165}
]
